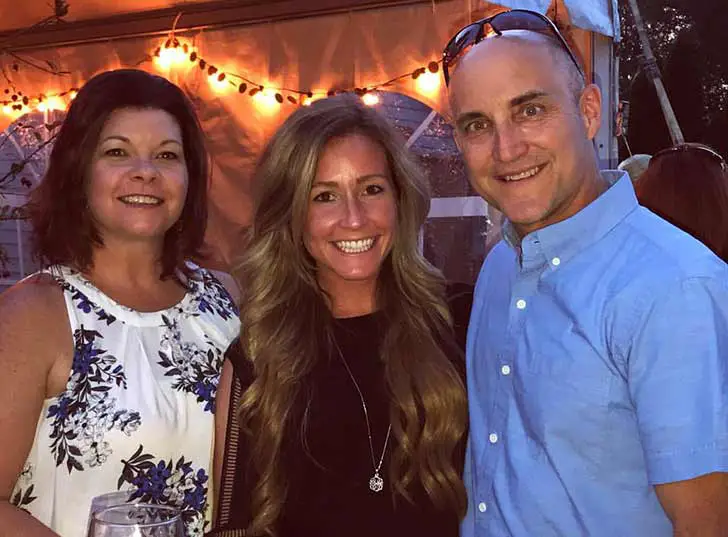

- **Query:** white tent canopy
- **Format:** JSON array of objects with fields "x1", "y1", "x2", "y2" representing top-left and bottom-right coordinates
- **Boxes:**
[{"x1": 492, "y1": 0, "x2": 620, "y2": 39}]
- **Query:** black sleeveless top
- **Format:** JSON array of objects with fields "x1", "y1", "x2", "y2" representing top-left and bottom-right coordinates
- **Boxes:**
[{"x1": 211, "y1": 283, "x2": 473, "y2": 537}]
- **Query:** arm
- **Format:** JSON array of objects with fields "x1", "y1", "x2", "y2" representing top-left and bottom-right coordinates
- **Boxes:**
[
  {"x1": 626, "y1": 275, "x2": 728, "y2": 536},
  {"x1": 0, "y1": 277, "x2": 71, "y2": 537},
  {"x1": 655, "y1": 472, "x2": 728, "y2": 537}
]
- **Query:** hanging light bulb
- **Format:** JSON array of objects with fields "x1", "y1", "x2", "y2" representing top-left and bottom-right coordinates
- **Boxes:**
[
  {"x1": 154, "y1": 39, "x2": 189, "y2": 70},
  {"x1": 46, "y1": 95, "x2": 67, "y2": 111},
  {"x1": 208, "y1": 71, "x2": 230, "y2": 94},
  {"x1": 415, "y1": 70, "x2": 441, "y2": 97},
  {"x1": 253, "y1": 88, "x2": 281, "y2": 114},
  {"x1": 361, "y1": 92, "x2": 380, "y2": 106}
]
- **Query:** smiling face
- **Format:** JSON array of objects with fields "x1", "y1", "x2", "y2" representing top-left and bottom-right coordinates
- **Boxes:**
[
  {"x1": 86, "y1": 107, "x2": 189, "y2": 245},
  {"x1": 304, "y1": 133, "x2": 397, "y2": 298},
  {"x1": 448, "y1": 32, "x2": 603, "y2": 237}
]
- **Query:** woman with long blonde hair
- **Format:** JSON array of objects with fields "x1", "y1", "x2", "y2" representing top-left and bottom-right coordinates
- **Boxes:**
[{"x1": 210, "y1": 94, "x2": 471, "y2": 537}]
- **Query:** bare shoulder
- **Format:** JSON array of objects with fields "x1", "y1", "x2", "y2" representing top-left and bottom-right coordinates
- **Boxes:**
[
  {"x1": 0, "y1": 274, "x2": 69, "y2": 366},
  {"x1": 0, "y1": 273, "x2": 66, "y2": 322}
]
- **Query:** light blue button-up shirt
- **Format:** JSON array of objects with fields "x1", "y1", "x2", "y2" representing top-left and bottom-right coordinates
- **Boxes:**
[{"x1": 462, "y1": 171, "x2": 728, "y2": 536}]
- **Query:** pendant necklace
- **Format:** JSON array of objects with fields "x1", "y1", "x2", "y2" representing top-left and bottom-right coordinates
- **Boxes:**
[{"x1": 334, "y1": 340, "x2": 392, "y2": 492}]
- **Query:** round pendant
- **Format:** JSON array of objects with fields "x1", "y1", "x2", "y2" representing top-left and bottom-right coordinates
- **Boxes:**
[{"x1": 369, "y1": 473, "x2": 384, "y2": 492}]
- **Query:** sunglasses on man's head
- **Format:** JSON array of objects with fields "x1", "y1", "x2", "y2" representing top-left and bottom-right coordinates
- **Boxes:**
[
  {"x1": 442, "y1": 9, "x2": 584, "y2": 86},
  {"x1": 652, "y1": 143, "x2": 727, "y2": 172}
]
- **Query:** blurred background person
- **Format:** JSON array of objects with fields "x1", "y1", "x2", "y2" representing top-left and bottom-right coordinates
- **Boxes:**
[{"x1": 636, "y1": 142, "x2": 728, "y2": 262}]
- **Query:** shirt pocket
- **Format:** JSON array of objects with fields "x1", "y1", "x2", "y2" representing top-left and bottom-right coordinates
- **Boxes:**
[{"x1": 513, "y1": 348, "x2": 616, "y2": 466}]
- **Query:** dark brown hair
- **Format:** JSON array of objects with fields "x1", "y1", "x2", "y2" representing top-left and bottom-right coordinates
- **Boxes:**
[
  {"x1": 635, "y1": 143, "x2": 728, "y2": 262},
  {"x1": 27, "y1": 68, "x2": 210, "y2": 279},
  {"x1": 234, "y1": 94, "x2": 467, "y2": 536}
]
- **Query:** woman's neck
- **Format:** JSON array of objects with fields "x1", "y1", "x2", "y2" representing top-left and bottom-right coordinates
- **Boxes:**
[
  {"x1": 319, "y1": 277, "x2": 378, "y2": 319},
  {"x1": 82, "y1": 240, "x2": 186, "y2": 311}
]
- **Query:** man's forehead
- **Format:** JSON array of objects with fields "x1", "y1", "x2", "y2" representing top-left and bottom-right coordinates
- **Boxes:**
[
  {"x1": 457, "y1": 30, "x2": 556, "y2": 75},
  {"x1": 448, "y1": 32, "x2": 561, "y2": 109}
]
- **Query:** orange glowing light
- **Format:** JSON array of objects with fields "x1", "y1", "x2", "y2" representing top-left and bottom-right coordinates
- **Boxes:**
[
  {"x1": 46, "y1": 96, "x2": 66, "y2": 111},
  {"x1": 253, "y1": 89, "x2": 281, "y2": 114},
  {"x1": 415, "y1": 70, "x2": 441, "y2": 97},
  {"x1": 361, "y1": 92, "x2": 380, "y2": 106},
  {"x1": 207, "y1": 73, "x2": 231, "y2": 94},
  {"x1": 155, "y1": 44, "x2": 188, "y2": 70}
]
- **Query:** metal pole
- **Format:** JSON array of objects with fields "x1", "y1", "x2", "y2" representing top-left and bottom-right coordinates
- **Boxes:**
[{"x1": 625, "y1": 0, "x2": 684, "y2": 145}]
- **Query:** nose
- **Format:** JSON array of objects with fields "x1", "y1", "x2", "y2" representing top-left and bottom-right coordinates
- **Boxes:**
[
  {"x1": 341, "y1": 195, "x2": 365, "y2": 229},
  {"x1": 493, "y1": 121, "x2": 528, "y2": 164},
  {"x1": 130, "y1": 157, "x2": 158, "y2": 182}
]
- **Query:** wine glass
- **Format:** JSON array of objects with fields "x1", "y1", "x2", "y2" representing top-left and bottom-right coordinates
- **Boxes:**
[
  {"x1": 87, "y1": 503, "x2": 184, "y2": 537},
  {"x1": 86, "y1": 491, "x2": 139, "y2": 535}
]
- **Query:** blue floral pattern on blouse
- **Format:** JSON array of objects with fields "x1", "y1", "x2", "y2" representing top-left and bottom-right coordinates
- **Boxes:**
[
  {"x1": 119, "y1": 445, "x2": 210, "y2": 536},
  {"x1": 10, "y1": 265, "x2": 240, "y2": 536}
]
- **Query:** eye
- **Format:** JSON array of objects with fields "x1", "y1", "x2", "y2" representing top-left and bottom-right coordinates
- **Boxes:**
[
  {"x1": 312, "y1": 191, "x2": 336, "y2": 203},
  {"x1": 157, "y1": 151, "x2": 180, "y2": 160},
  {"x1": 104, "y1": 147, "x2": 126, "y2": 157},
  {"x1": 521, "y1": 103, "x2": 545, "y2": 118},
  {"x1": 363, "y1": 184, "x2": 385, "y2": 196},
  {"x1": 462, "y1": 119, "x2": 490, "y2": 135}
]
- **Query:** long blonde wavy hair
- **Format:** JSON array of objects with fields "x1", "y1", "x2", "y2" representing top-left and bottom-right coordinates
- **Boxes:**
[{"x1": 234, "y1": 94, "x2": 468, "y2": 536}]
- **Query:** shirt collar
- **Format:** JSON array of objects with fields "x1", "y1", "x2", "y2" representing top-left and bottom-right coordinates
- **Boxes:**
[{"x1": 503, "y1": 171, "x2": 637, "y2": 269}]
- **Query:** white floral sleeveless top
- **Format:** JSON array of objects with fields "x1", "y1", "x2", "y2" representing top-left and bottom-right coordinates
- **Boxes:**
[{"x1": 11, "y1": 265, "x2": 240, "y2": 537}]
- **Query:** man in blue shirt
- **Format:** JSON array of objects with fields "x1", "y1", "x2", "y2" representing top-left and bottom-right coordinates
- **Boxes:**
[{"x1": 443, "y1": 11, "x2": 728, "y2": 537}]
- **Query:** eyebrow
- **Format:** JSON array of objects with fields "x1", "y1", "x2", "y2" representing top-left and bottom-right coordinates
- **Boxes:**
[
  {"x1": 100, "y1": 135, "x2": 182, "y2": 146},
  {"x1": 312, "y1": 173, "x2": 389, "y2": 188},
  {"x1": 510, "y1": 90, "x2": 549, "y2": 108}
]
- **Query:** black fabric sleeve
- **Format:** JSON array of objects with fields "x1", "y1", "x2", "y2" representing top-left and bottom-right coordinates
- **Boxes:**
[{"x1": 209, "y1": 339, "x2": 254, "y2": 535}]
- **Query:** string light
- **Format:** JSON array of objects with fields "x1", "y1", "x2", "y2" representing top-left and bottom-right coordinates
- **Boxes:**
[{"x1": 1, "y1": 31, "x2": 444, "y2": 118}]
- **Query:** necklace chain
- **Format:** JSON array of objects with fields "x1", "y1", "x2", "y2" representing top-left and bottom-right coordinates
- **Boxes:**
[{"x1": 333, "y1": 339, "x2": 392, "y2": 493}]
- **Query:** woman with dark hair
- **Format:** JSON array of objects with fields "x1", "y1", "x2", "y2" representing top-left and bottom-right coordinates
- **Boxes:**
[
  {"x1": 210, "y1": 94, "x2": 471, "y2": 537},
  {"x1": 0, "y1": 69, "x2": 239, "y2": 536},
  {"x1": 635, "y1": 142, "x2": 728, "y2": 262}
]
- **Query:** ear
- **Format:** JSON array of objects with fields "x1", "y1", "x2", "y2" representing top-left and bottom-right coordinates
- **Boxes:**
[{"x1": 579, "y1": 83, "x2": 602, "y2": 140}]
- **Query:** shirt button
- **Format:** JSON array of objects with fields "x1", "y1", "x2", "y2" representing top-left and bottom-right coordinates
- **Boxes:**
[
  {"x1": 501, "y1": 365, "x2": 511, "y2": 376},
  {"x1": 489, "y1": 433, "x2": 499, "y2": 444},
  {"x1": 551, "y1": 257, "x2": 561, "y2": 266},
  {"x1": 478, "y1": 502, "x2": 487, "y2": 513},
  {"x1": 516, "y1": 299, "x2": 527, "y2": 310}
]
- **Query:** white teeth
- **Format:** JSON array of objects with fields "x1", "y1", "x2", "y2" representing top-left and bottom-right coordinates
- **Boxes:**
[
  {"x1": 335, "y1": 238, "x2": 376, "y2": 254},
  {"x1": 120, "y1": 195, "x2": 161, "y2": 205},
  {"x1": 503, "y1": 166, "x2": 541, "y2": 181}
]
